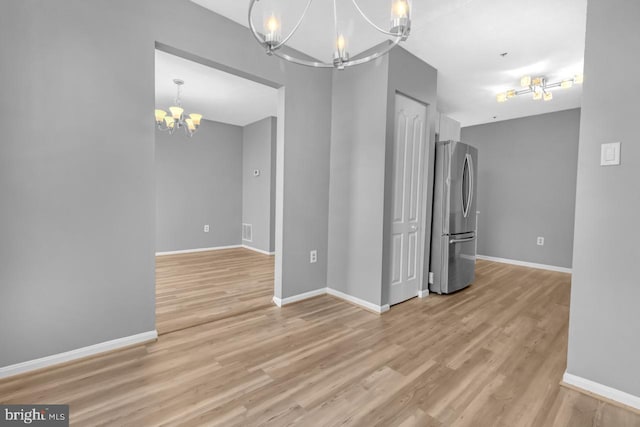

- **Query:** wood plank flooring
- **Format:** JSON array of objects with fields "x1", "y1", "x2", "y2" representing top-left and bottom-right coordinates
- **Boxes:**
[
  {"x1": 1, "y1": 260, "x2": 639, "y2": 426},
  {"x1": 156, "y1": 248, "x2": 274, "y2": 334}
]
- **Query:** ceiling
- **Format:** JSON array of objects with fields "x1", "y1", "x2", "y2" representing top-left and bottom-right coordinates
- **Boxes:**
[
  {"x1": 155, "y1": 50, "x2": 278, "y2": 127},
  {"x1": 191, "y1": 0, "x2": 587, "y2": 127}
]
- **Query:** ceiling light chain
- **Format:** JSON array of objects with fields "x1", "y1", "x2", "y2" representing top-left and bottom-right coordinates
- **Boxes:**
[
  {"x1": 497, "y1": 73, "x2": 584, "y2": 103},
  {"x1": 248, "y1": 0, "x2": 412, "y2": 69},
  {"x1": 154, "y1": 79, "x2": 202, "y2": 137}
]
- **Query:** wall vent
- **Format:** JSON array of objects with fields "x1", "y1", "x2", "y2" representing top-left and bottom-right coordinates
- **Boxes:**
[{"x1": 242, "y1": 223, "x2": 253, "y2": 242}]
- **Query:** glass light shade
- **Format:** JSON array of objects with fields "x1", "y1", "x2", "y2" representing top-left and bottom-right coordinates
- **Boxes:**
[
  {"x1": 561, "y1": 80, "x2": 574, "y2": 89},
  {"x1": 506, "y1": 89, "x2": 517, "y2": 99},
  {"x1": 496, "y1": 92, "x2": 508, "y2": 103},
  {"x1": 189, "y1": 114, "x2": 202, "y2": 126},
  {"x1": 185, "y1": 118, "x2": 196, "y2": 131},
  {"x1": 164, "y1": 116, "x2": 175, "y2": 128},
  {"x1": 574, "y1": 74, "x2": 584, "y2": 84},
  {"x1": 543, "y1": 92, "x2": 553, "y2": 101},
  {"x1": 264, "y1": 13, "x2": 281, "y2": 45},
  {"x1": 520, "y1": 76, "x2": 532, "y2": 87},
  {"x1": 155, "y1": 109, "x2": 167, "y2": 124},
  {"x1": 533, "y1": 91, "x2": 543, "y2": 101},
  {"x1": 531, "y1": 77, "x2": 543, "y2": 87},
  {"x1": 392, "y1": 0, "x2": 410, "y2": 18},
  {"x1": 169, "y1": 106, "x2": 184, "y2": 119},
  {"x1": 336, "y1": 34, "x2": 348, "y2": 57}
]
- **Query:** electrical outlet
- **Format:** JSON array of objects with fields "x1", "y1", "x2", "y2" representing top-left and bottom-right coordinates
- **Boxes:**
[
  {"x1": 204, "y1": 225, "x2": 210, "y2": 233},
  {"x1": 537, "y1": 237, "x2": 544, "y2": 246},
  {"x1": 309, "y1": 250, "x2": 317, "y2": 264}
]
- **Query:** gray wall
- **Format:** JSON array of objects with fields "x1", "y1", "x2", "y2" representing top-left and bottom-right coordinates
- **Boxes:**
[
  {"x1": 328, "y1": 55, "x2": 390, "y2": 306},
  {"x1": 327, "y1": 46, "x2": 438, "y2": 307},
  {"x1": 156, "y1": 120, "x2": 242, "y2": 252},
  {"x1": 567, "y1": 0, "x2": 640, "y2": 397},
  {"x1": 242, "y1": 117, "x2": 277, "y2": 253},
  {"x1": 461, "y1": 109, "x2": 580, "y2": 269},
  {"x1": 437, "y1": 113, "x2": 461, "y2": 142},
  {"x1": 0, "y1": 0, "x2": 332, "y2": 367},
  {"x1": 0, "y1": 1, "x2": 156, "y2": 368}
]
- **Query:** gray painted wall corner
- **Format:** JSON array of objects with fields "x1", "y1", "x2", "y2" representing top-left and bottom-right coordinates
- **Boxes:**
[
  {"x1": 566, "y1": 0, "x2": 640, "y2": 398},
  {"x1": 156, "y1": 119, "x2": 243, "y2": 253},
  {"x1": 461, "y1": 108, "x2": 581, "y2": 269},
  {"x1": 242, "y1": 116, "x2": 277, "y2": 253},
  {"x1": 0, "y1": 0, "x2": 334, "y2": 366},
  {"x1": 327, "y1": 56, "x2": 390, "y2": 306}
]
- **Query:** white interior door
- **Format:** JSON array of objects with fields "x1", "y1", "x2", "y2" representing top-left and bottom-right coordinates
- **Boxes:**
[{"x1": 389, "y1": 94, "x2": 428, "y2": 306}]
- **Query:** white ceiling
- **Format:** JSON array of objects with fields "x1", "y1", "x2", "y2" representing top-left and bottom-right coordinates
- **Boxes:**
[
  {"x1": 155, "y1": 50, "x2": 278, "y2": 127},
  {"x1": 191, "y1": 0, "x2": 587, "y2": 127}
]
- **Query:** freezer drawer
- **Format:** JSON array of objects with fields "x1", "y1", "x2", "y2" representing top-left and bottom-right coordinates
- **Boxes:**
[
  {"x1": 430, "y1": 233, "x2": 476, "y2": 295},
  {"x1": 446, "y1": 233, "x2": 476, "y2": 294}
]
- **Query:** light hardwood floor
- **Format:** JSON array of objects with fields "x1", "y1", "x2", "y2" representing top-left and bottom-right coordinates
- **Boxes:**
[
  {"x1": 156, "y1": 248, "x2": 274, "y2": 334},
  {"x1": 1, "y1": 259, "x2": 639, "y2": 426}
]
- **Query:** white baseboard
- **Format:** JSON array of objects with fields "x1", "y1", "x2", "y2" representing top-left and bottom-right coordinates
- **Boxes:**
[
  {"x1": 272, "y1": 287, "x2": 389, "y2": 314},
  {"x1": 0, "y1": 330, "x2": 158, "y2": 380},
  {"x1": 242, "y1": 245, "x2": 275, "y2": 256},
  {"x1": 326, "y1": 288, "x2": 389, "y2": 314},
  {"x1": 477, "y1": 254, "x2": 572, "y2": 274},
  {"x1": 272, "y1": 288, "x2": 327, "y2": 307},
  {"x1": 156, "y1": 245, "x2": 241, "y2": 256},
  {"x1": 418, "y1": 289, "x2": 429, "y2": 298},
  {"x1": 562, "y1": 372, "x2": 640, "y2": 411}
]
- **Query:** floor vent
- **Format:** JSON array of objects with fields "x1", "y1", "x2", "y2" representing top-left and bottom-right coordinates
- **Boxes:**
[{"x1": 242, "y1": 224, "x2": 253, "y2": 242}]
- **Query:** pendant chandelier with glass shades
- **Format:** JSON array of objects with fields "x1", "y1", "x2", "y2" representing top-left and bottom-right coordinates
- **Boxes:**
[
  {"x1": 248, "y1": 0, "x2": 412, "y2": 69},
  {"x1": 154, "y1": 79, "x2": 203, "y2": 137}
]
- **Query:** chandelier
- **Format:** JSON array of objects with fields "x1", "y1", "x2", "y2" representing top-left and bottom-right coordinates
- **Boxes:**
[
  {"x1": 155, "y1": 79, "x2": 202, "y2": 137},
  {"x1": 496, "y1": 73, "x2": 584, "y2": 103},
  {"x1": 248, "y1": 0, "x2": 412, "y2": 69}
]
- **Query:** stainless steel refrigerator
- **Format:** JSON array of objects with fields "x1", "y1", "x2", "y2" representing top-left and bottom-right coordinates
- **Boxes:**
[{"x1": 429, "y1": 140, "x2": 478, "y2": 294}]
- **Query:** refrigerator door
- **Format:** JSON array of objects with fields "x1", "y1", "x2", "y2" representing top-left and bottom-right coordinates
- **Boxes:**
[
  {"x1": 448, "y1": 142, "x2": 477, "y2": 235},
  {"x1": 445, "y1": 231, "x2": 476, "y2": 294}
]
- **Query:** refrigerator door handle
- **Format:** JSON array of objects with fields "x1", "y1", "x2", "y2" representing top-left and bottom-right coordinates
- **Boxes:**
[{"x1": 450, "y1": 236, "x2": 476, "y2": 244}]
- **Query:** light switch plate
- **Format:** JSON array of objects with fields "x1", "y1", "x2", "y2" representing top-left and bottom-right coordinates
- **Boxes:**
[{"x1": 601, "y1": 142, "x2": 621, "y2": 166}]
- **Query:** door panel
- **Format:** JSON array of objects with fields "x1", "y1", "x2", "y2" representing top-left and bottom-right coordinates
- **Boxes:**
[
  {"x1": 391, "y1": 234, "x2": 403, "y2": 285},
  {"x1": 392, "y1": 113, "x2": 407, "y2": 223},
  {"x1": 388, "y1": 94, "x2": 428, "y2": 306},
  {"x1": 407, "y1": 230, "x2": 418, "y2": 280}
]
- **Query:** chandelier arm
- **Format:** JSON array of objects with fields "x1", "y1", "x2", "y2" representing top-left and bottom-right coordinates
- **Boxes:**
[
  {"x1": 247, "y1": 0, "x2": 315, "y2": 51},
  {"x1": 350, "y1": 0, "x2": 404, "y2": 37},
  {"x1": 545, "y1": 81, "x2": 562, "y2": 89},
  {"x1": 248, "y1": 0, "x2": 268, "y2": 46},
  {"x1": 342, "y1": 37, "x2": 402, "y2": 67},
  {"x1": 270, "y1": 36, "x2": 402, "y2": 69},
  {"x1": 516, "y1": 88, "x2": 533, "y2": 95},
  {"x1": 270, "y1": 49, "x2": 335, "y2": 68},
  {"x1": 273, "y1": 0, "x2": 315, "y2": 50}
]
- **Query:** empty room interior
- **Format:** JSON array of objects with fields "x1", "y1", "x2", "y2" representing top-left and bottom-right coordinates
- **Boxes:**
[
  {"x1": 1, "y1": 0, "x2": 639, "y2": 426},
  {"x1": 154, "y1": 50, "x2": 279, "y2": 334}
]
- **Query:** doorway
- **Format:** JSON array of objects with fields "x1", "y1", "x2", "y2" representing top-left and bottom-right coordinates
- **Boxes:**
[
  {"x1": 387, "y1": 93, "x2": 429, "y2": 306},
  {"x1": 154, "y1": 49, "x2": 281, "y2": 334}
]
